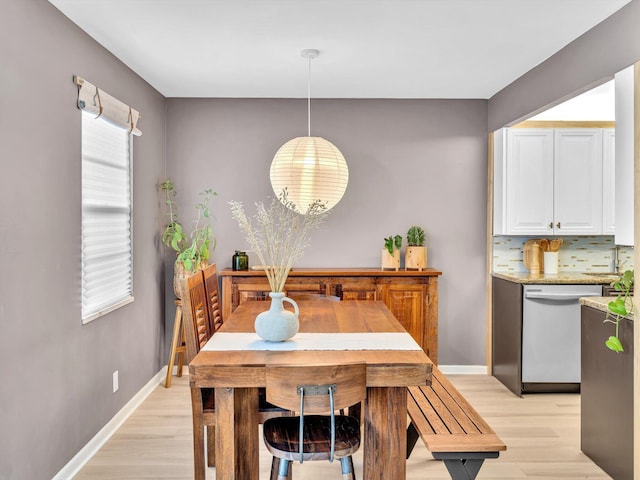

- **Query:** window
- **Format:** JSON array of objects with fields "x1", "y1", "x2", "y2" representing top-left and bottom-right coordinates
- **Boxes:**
[{"x1": 81, "y1": 110, "x2": 133, "y2": 322}]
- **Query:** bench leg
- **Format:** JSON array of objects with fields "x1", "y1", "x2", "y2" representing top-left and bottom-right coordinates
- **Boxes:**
[
  {"x1": 442, "y1": 459, "x2": 484, "y2": 480},
  {"x1": 406, "y1": 421, "x2": 420, "y2": 459},
  {"x1": 432, "y1": 452, "x2": 499, "y2": 480}
]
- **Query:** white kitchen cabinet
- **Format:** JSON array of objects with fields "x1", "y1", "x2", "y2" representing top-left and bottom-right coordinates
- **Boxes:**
[
  {"x1": 502, "y1": 129, "x2": 554, "y2": 234},
  {"x1": 602, "y1": 128, "x2": 616, "y2": 235},
  {"x1": 494, "y1": 127, "x2": 610, "y2": 236},
  {"x1": 553, "y1": 129, "x2": 603, "y2": 234}
]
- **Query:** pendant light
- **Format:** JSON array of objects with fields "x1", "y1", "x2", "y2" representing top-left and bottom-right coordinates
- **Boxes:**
[{"x1": 270, "y1": 49, "x2": 349, "y2": 213}]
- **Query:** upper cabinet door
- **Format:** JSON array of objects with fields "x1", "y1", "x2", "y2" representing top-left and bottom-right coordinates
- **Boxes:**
[
  {"x1": 553, "y1": 129, "x2": 603, "y2": 235},
  {"x1": 602, "y1": 129, "x2": 616, "y2": 235},
  {"x1": 505, "y1": 129, "x2": 554, "y2": 235}
]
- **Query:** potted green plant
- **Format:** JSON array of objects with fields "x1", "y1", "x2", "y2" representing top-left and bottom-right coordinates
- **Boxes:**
[
  {"x1": 381, "y1": 235, "x2": 402, "y2": 271},
  {"x1": 160, "y1": 178, "x2": 216, "y2": 298},
  {"x1": 604, "y1": 269, "x2": 634, "y2": 352},
  {"x1": 405, "y1": 225, "x2": 427, "y2": 271}
]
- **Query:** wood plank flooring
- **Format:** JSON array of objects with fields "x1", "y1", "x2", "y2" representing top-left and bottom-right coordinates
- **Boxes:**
[{"x1": 74, "y1": 373, "x2": 612, "y2": 479}]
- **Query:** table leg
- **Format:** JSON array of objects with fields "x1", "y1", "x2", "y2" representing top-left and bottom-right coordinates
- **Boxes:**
[
  {"x1": 363, "y1": 387, "x2": 407, "y2": 479},
  {"x1": 215, "y1": 387, "x2": 259, "y2": 480}
]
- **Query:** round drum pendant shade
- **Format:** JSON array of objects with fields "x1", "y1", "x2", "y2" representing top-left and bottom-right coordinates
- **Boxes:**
[{"x1": 270, "y1": 136, "x2": 349, "y2": 212}]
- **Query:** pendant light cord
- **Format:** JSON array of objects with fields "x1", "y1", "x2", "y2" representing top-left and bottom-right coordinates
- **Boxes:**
[{"x1": 307, "y1": 53, "x2": 311, "y2": 137}]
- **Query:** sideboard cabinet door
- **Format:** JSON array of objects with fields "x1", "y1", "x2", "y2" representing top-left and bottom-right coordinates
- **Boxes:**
[{"x1": 378, "y1": 284, "x2": 426, "y2": 355}]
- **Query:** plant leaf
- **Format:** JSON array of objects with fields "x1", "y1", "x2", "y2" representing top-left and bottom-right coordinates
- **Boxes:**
[
  {"x1": 605, "y1": 336, "x2": 624, "y2": 352},
  {"x1": 608, "y1": 298, "x2": 628, "y2": 316},
  {"x1": 384, "y1": 236, "x2": 393, "y2": 254}
]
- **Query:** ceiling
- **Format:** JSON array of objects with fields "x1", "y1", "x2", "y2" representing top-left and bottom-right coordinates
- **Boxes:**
[{"x1": 49, "y1": 0, "x2": 632, "y2": 99}]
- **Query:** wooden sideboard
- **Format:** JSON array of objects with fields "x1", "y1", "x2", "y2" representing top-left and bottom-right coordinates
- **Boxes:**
[{"x1": 220, "y1": 268, "x2": 442, "y2": 363}]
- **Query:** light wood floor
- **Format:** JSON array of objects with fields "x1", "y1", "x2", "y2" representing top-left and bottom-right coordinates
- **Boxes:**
[{"x1": 74, "y1": 372, "x2": 612, "y2": 479}]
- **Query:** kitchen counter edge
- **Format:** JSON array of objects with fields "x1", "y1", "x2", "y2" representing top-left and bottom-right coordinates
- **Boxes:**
[
  {"x1": 492, "y1": 271, "x2": 620, "y2": 285},
  {"x1": 580, "y1": 296, "x2": 634, "y2": 318}
]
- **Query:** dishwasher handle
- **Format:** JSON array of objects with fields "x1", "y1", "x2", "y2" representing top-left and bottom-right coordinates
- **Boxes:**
[{"x1": 525, "y1": 291, "x2": 600, "y2": 301}]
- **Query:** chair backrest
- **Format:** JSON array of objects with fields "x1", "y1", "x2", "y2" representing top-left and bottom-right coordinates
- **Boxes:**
[
  {"x1": 181, "y1": 270, "x2": 212, "y2": 359},
  {"x1": 202, "y1": 263, "x2": 223, "y2": 333},
  {"x1": 265, "y1": 363, "x2": 366, "y2": 414},
  {"x1": 287, "y1": 293, "x2": 341, "y2": 302}
]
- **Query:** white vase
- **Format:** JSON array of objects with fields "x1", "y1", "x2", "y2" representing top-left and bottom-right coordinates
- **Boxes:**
[{"x1": 254, "y1": 292, "x2": 299, "y2": 342}]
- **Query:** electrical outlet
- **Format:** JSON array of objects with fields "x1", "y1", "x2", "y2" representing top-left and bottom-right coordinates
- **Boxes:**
[{"x1": 113, "y1": 370, "x2": 119, "y2": 393}]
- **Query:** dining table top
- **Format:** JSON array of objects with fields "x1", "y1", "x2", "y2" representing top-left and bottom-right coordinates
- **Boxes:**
[{"x1": 189, "y1": 299, "x2": 433, "y2": 388}]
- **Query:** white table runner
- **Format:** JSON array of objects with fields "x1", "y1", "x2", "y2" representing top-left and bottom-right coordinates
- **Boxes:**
[{"x1": 202, "y1": 332, "x2": 422, "y2": 352}]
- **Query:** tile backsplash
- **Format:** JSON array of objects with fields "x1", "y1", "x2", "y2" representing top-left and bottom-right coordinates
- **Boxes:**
[{"x1": 493, "y1": 235, "x2": 635, "y2": 273}]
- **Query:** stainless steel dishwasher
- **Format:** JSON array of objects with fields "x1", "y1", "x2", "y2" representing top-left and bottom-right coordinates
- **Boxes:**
[{"x1": 522, "y1": 284, "x2": 602, "y2": 392}]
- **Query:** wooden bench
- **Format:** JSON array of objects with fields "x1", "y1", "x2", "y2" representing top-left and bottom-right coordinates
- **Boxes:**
[{"x1": 406, "y1": 367, "x2": 506, "y2": 480}]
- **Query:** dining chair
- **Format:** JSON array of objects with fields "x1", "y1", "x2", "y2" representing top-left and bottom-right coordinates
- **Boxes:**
[
  {"x1": 287, "y1": 293, "x2": 341, "y2": 302},
  {"x1": 285, "y1": 292, "x2": 361, "y2": 422},
  {"x1": 181, "y1": 267, "x2": 290, "y2": 474},
  {"x1": 181, "y1": 271, "x2": 215, "y2": 471},
  {"x1": 262, "y1": 363, "x2": 366, "y2": 480}
]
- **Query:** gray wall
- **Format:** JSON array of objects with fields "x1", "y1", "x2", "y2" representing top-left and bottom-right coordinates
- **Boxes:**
[
  {"x1": 166, "y1": 98, "x2": 489, "y2": 366},
  {"x1": 0, "y1": 1, "x2": 166, "y2": 479},
  {"x1": 489, "y1": 0, "x2": 640, "y2": 131},
  {"x1": 4, "y1": 0, "x2": 640, "y2": 477}
]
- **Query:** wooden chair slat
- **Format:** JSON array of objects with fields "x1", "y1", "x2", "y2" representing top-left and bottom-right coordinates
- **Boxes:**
[
  {"x1": 266, "y1": 363, "x2": 366, "y2": 413},
  {"x1": 202, "y1": 264, "x2": 223, "y2": 334}
]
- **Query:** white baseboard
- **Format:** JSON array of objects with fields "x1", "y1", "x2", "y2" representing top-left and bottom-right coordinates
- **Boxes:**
[
  {"x1": 53, "y1": 367, "x2": 168, "y2": 480},
  {"x1": 438, "y1": 365, "x2": 488, "y2": 375}
]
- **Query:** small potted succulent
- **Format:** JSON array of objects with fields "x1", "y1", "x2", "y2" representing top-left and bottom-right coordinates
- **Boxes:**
[
  {"x1": 405, "y1": 225, "x2": 427, "y2": 271},
  {"x1": 381, "y1": 235, "x2": 402, "y2": 271}
]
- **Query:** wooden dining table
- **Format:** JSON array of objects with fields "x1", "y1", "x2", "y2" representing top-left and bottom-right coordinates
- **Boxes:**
[{"x1": 189, "y1": 299, "x2": 433, "y2": 480}]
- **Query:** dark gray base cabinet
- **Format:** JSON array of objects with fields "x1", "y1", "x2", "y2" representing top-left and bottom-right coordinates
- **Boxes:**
[
  {"x1": 581, "y1": 305, "x2": 633, "y2": 480},
  {"x1": 492, "y1": 277, "x2": 523, "y2": 395}
]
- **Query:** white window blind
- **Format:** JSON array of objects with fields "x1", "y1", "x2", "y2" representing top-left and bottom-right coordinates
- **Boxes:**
[{"x1": 81, "y1": 109, "x2": 133, "y2": 323}]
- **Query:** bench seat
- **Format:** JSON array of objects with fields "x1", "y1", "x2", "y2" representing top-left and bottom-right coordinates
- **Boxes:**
[{"x1": 406, "y1": 367, "x2": 506, "y2": 480}]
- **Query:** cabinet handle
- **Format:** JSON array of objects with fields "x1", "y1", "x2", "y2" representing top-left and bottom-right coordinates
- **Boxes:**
[
  {"x1": 556, "y1": 222, "x2": 561, "y2": 229},
  {"x1": 548, "y1": 222, "x2": 553, "y2": 229}
]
